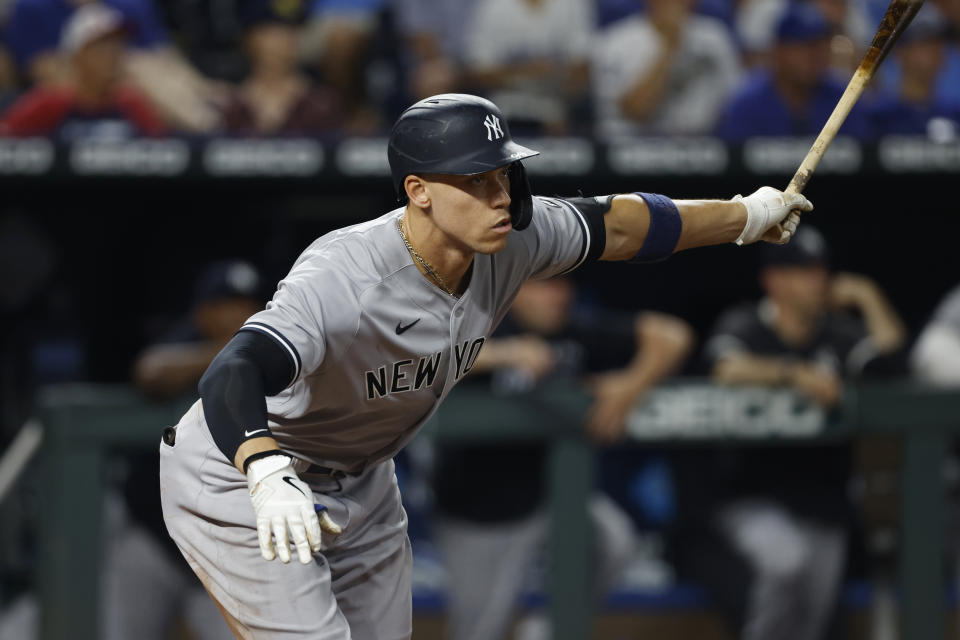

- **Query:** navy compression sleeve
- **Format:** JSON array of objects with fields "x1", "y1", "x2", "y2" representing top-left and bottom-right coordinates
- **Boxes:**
[{"x1": 198, "y1": 329, "x2": 296, "y2": 467}]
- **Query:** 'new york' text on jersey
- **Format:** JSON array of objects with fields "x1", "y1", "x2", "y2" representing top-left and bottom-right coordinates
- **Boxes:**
[{"x1": 239, "y1": 197, "x2": 596, "y2": 472}]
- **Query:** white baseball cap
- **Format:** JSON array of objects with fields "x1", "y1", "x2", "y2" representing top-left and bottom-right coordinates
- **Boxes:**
[{"x1": 60, "y1": 4, "x2": 129, "y2": 54}]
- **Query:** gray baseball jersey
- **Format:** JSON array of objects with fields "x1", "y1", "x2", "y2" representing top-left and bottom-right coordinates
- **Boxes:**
[
  {"x1": 240, "y1": 197, "x2": 595, "y2": 472},
  {"x1": 161, "y1": 196, "x2": 598, "y2": 639}
]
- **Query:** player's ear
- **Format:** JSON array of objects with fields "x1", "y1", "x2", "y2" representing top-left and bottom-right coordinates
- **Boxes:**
[{"x1": 404, "y1": 175, "x2": 431, "y2": 209}]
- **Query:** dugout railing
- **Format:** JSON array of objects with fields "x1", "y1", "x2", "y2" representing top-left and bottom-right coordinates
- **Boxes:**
[{"x1": 31, "y1": 381, "x2": 960, "y2": 640}]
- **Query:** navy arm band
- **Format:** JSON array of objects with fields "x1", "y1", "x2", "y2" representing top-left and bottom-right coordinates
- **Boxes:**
[
  {"x1": 629, "y1": 192, "x2": 682, "y2": 263},
  {"x1": 198, "y1": 328, "x2": 296, "y2": 465}
]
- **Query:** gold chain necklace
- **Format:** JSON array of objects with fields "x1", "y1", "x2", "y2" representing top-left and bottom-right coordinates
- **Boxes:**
[{"x1": 396, "y1": 216, "x2": 456, "y2": 297}]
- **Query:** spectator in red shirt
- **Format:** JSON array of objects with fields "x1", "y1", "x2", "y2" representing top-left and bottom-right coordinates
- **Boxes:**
[{"x1": 0, "y1": 4, "x2": 163, "y2": 140}]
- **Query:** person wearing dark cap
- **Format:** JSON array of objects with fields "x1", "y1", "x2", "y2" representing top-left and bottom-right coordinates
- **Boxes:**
[
  {"x1": 134, "y1": 259, "x2": 265, "y2": 396},
  {"x1": 716, "y1": 2, "x2": 872, "y2": 141},
  {"x1": 101, "y1": 261, "x2": 265, "y2": 640},
  {"x1": 219, "y1": 0, "x2": 343, "y2": 135},
  {"x1": 867, "y1": 5, "x2": 960, "y2": 138},
  {"x1": 670, "y1": 226, "x2": 906, "y2": 640}
]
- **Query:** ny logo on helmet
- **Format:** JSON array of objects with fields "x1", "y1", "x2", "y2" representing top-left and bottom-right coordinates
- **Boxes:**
[{"x1": 483, "y1": 114, "x2": 504, "y2": 141}]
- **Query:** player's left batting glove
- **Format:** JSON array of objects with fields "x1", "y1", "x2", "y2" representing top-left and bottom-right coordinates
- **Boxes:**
[
  {"x1": 733, "y1": 186, "x2": 813, "y2": 245},
  {"x1": 246, "y1": 454, "x2": 343, "y2": 564}
]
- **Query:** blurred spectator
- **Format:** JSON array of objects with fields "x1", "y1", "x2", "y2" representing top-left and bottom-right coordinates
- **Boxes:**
[
  {"x1": 4, "y1": 0, "x2": 226, "y2": 132},
  {"x1": 299, "y1": 0, "x2": 385, "y2": 130},
  {"x1": 932, "y1": 0, "x2": 960, "y2": 106},
  {"x1": 875, "y1": 2, "x2": 960, "y2": 123},
  {"x1": 460, "y1": 0, "x2": 595, "y2": 134},
  {"x1": 0, "y1": 4, "x2": 163, "y2": 139},
  {"x1": 4, "y1": 0, "x2": 166, "y2": 86},
  {"x1": 737, "y1": 0, "x2": 871, "y2": 69},
  {"x1": 432, "y1": 277, "x2": 693, "y2": 640},
  {"x1": 0, "y1": 40, "x2": 15, "y2": 109},
  {"x1": 392, "y1": 0, "x2": 474, "y2": 100},
  {"x1": 597, "y1": 0, "x2": 737, "y2": 28},
  {"x1": 912, "y1": 283, "x2": 960, "y2": 385},
  {"x1": 911, "y1": 283, "x2": 960, "y2": 640},
  {"x1": 867, "y1": 6, "x2": 960, "y2": 138},
  {"x1": 717, "y1": 3, "x2": 872, "y2": 140},
  {"x1": 811, "y1": 0, "x2": 872, "y2": 70},
  {"x1": 593, "y1": 0, "x2": 741, "y2": 137},
  {"x1": 103, "y1": 260, "x2": 264, "y2": 640},
  {"x1": 134, "y1": 260, "x2": 263, "y2": 394},
  {"x1": 674, "y1": 226, "x2": 906, "y2": 640},
  {"x1": 220, "y1": 0, "x2": 342, "y2": 135}
]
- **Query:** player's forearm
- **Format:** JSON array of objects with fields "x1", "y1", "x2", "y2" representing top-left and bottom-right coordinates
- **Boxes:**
[
  {"x1": 673, "y1": 199, "x2": 749, "y2": 251},
  {"x1": 602, "y1": 194, "x2": 746, "y2": 261},
  {"x1": 198, "y1": 330, "x2": 296, "y2": 472}
]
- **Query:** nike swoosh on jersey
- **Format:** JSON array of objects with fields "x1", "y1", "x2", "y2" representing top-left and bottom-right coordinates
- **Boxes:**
[
  {"x1": 244, "y1": 428, "x2": 269, "y2": 437},
  {"x1": 282, "y1": 476, "x2": 306, "y2": 497},
  {"x1": 395, "y1": 318, "x2": 421, "y2": 335}
]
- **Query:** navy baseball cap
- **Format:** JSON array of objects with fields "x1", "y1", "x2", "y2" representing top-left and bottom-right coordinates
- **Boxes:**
[
  {"x1": 776, "y1": 3, "x2": 832, "y2": 43},
  {"x1": 759, "y1": 226, "x2": 831, "y2": 268},
  {"x1": 192, "y1": 260, "x2": 263, "y2": 305}
]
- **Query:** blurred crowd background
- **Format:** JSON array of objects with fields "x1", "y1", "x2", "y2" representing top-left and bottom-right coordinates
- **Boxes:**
[
  {"x1": 2, "y1": 0, "x2": 960, "y2": 639},
  {"x1": 0, "y1": 0, "x2": 957, "y2": 139}
]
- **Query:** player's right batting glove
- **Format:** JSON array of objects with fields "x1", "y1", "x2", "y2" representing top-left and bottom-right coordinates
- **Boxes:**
[
  {"x1": 733, "y1": 186, "x2": 813, "y2": 245},
  {"x1": 246, "y1": 454, "x2": 343, "y2": 564}
]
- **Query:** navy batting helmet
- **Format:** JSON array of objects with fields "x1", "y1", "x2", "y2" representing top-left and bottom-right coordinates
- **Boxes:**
[{"x1": 387, "y1": 94, "x2": 540, "y2": 230}]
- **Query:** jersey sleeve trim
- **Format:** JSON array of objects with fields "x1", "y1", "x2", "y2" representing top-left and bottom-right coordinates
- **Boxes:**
[
  {"x1": 545, "y1": 198, "x2": 592, "y2": 275},
  {"x1": 240, "y1": 322, "x2": 302, "y2": 385}
]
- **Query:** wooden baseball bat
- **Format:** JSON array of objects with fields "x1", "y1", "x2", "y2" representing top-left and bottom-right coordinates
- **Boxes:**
[{"x1": 786, "y1": 0, "x2": 926, "y2": 195}]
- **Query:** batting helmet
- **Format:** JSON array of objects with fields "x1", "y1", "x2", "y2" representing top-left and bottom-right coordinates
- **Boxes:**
[{"x1": 387, "y1": 94, "x2": 540, "y2": 230}]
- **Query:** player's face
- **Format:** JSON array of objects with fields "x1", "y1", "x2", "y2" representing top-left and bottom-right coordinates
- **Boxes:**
[{"x1": 421, "y1": 166, "x2": 514, "y2": 254}]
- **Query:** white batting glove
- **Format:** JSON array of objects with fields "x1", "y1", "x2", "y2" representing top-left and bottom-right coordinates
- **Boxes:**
[
  {"x1": 733, "y1": 187, "x2": 813, "y2": 245},
  {"x1": 246, "y1": 454, "x2": 342, "y2": 564}
]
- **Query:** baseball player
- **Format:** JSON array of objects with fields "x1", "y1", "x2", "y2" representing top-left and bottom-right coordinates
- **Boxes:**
[{"x1": 159, "y1": 93, "x2": 812, "y2": 639}]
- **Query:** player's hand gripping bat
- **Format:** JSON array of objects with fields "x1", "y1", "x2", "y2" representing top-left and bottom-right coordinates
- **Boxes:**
[{"x1": 783, "y1": 0, "x2": 926, "y2": 204}]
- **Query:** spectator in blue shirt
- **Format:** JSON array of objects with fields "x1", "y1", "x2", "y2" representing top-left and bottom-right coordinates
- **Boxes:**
[
  {"x1": 716, "y1": 3, "x2": 872, "y2": 141},
  {"x1": 868, "y1": 5, "x2": 960, "y2": 137},
  {"x1": 872, "y1": 1, "x2": 960, "y2": 109}
]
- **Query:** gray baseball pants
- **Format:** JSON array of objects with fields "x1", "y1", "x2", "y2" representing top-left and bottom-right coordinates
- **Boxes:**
[{"x1": 160, "y1": 402, "x2": 413, "y2": 640}]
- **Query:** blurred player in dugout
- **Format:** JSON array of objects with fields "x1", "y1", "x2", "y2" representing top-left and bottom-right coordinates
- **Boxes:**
[
  {"x1": 673, "y1": 226, "x2": 906, "y2": 640},
  {"x1": 106, "y1": 260, "x2": 264, "y2": 640},
  {"x1": 431, "y1": 276, "x2": 693, "y2": 640}
]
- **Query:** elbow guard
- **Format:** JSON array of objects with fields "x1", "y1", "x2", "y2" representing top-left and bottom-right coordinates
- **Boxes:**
[{"x1": 199, "y1": 329, "x2": 296, "y2": 464}]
